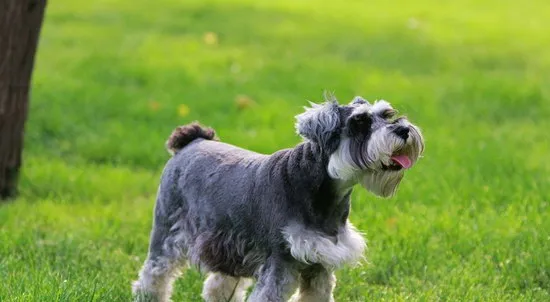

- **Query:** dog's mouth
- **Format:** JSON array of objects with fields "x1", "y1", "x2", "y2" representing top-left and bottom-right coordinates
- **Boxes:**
[{"x1": 382, "y1": 154, "x2": 412, "y2": 171}]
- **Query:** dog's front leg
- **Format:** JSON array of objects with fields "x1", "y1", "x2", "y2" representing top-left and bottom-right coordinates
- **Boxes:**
[{"x1": 247, "y1": 257, "x2": 299, "y2": 302}]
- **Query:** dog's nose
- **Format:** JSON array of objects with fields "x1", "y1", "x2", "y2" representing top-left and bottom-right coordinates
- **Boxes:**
[{"x1": 393, "y1": 126, "x2": 409, "y2": 140}]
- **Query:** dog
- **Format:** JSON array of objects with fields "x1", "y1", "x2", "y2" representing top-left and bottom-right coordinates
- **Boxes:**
[{"x1": 132, "y1": 95, "x2": 425, "y2": 302}]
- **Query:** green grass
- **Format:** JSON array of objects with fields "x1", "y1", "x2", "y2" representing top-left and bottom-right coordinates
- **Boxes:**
[{"x1": 1, "y1": 0, "x2": 550, "y2": 300}]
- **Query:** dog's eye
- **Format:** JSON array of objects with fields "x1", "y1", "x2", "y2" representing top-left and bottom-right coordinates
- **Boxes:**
[
  {"x1": 381, "y1": 109, "x2": 396, "y2": 119},
  {"x1": 352, "y1": 113, "x2": 371, "y2": 125},
  {"x1": 348, "y1": 113, "x2": 372, "y2": 135},
  {"x1": 353, "y1": 115, "x2": 365, "y2": 124}
]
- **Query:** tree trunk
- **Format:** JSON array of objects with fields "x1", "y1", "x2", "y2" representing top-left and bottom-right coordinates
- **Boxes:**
[{"x1": 0, "y1": 0, "x2": 47, "y2": 200}]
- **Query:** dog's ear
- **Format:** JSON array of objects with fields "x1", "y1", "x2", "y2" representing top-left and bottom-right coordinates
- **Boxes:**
[{"x1": 295, "y1": 101, "x2": 341, "y2": 152}]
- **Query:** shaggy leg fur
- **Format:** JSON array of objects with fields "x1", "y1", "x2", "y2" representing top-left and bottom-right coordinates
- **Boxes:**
[
  {"x1": 247, "y1": 258, "x2": 298, "y2": 302},
  {"x1": 133, "y1": 213, "x2": 187, "y2": 302},
  {"x1": 289, "y1": 266, "x2": 336, "y2": 302},
  {"x1": 202, "y1": 273, "x2": 252, "y2": 302},
  {"x1": 132, "y1": 256, "x2": 183, "y2": 302}
]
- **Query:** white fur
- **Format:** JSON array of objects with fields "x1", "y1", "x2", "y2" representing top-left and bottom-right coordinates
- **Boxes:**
[
  {"x1": 132, "y1": 256, "x2": 183, "y2": 302},
  {"x1": 351, "y1": 103, "x2": 371, "y2": 115},
  {"x1": 352, "y1": 100, "x2": 392, "y2": 116},
  {"x1": 370, "y1": 100, "x2": 392, "y2": 114},
  {"x1": 202, "y1": 273, "x2": 252, "y2": 302},
  {"x1": 327, "y1": 137, "x2": 359, "y2": 181},
  {"x1": 282, "y1": 222, "x2": 366, "y2": 269},
  {"x1": 361, "y1": 170, "x2": 404, "y2": 198},
  {"x1": 328, "y1": 100, "x2": 406, "y2": 182},
  {"x1": 365, "y1": 127, "x2": 405, "y2": 168},
  {"x1": 289, "y1": 271, "x2": 336, "y2": 302},
  {"x1": 328, "y1": 120, "x2": 419, "y2": 198},
  {"x1": 327, "y1": 127, "x2": 404, "y2": 180}
]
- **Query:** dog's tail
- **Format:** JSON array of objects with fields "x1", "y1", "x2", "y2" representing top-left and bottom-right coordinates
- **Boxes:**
[{"x1": 166, "y1": 122, "x2": 217, "y2": 155}]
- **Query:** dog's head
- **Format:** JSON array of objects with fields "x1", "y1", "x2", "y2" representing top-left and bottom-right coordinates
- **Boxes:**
[{"x1": 296, "y1": 95, "x2": 425, "y2": 197}]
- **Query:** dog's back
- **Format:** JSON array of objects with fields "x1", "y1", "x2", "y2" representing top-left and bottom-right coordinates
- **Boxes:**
[{"x1": 156, "y1": 122, "x2": 277, "y2": 277}]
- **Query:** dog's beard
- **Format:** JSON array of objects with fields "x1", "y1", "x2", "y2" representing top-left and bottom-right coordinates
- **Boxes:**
[
  {"x1": 328, "y1": 124, "x2": 424, "y2": 197},
  {"x1": 360, "y1": 170, "x2": 404, "y2": 197},
  {"x1": 359, "y1": 128, "x2": 406, "y2": 197}
]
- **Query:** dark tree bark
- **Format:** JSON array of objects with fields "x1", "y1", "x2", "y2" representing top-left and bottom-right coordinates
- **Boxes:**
[{"x1": 0, "y1": 0, "x2": 47, "y2": 200}]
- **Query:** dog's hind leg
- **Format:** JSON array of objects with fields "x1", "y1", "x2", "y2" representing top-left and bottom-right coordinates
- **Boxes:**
[
  {"x1": 132, "y1": 255, "x2": 182, "y2": 302},
  {"x1": 133, "y1": 198, "x2": 188, "y2": 302},
  {"x1": 289, "y1": 265, "x2": 335, "y2": 302},
  {"x1": 132, "y1": 223, "x2": 187, "y2": 302},
  {"x1": 201, "y1": 272, "x2": 253, "y2": 302},
  {"x1": 248, "y1": 257, "x2": 298, "y2": 302}
]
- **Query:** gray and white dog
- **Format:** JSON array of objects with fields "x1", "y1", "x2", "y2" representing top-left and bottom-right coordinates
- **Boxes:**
[{"x1": 132, "y1": 95, "x2": 424, "y2": 302}]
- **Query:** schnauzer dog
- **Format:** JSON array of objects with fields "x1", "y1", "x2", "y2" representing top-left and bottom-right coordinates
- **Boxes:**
[{"x1": 132, "y1": 95, "x2": 424, "y2": 302}]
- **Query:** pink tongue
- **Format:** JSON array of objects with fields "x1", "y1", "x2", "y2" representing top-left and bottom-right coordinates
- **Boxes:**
[{"x1": 391, "y1": 155, "x2": 412, "y2": 169}]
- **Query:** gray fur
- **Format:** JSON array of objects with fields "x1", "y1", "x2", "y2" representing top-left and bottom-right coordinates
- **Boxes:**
[
  {"x1": 133, "y1": 96, "x2": 425, "y2": 302},
  {"x1": 295, "y1": 97, "x2": 342, "y2": 154}
]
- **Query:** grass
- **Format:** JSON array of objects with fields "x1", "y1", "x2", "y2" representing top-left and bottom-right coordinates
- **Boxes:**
[{"x1": 1, "y1": 0, "x2": 549, "y2": 300}]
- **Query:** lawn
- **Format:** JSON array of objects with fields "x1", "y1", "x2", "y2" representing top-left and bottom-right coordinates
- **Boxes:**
[{"x1": 1, "y1": 0, "x2": 549, "y2": 300}]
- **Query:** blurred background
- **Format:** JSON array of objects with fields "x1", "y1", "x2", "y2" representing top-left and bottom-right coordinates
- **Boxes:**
[{"x1": 1, "y1": 0, "x2": 549, "y2": 301}]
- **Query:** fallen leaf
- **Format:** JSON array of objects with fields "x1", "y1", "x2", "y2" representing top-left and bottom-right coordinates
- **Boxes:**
[
  {"x1": 178, "y1": 104, "x2": 190, "y2": 117},
  {"x1": 149, "y1": 101, "x2": 160, "y2": 111},
  {"x1": 235, "y1": 95, "x2": 255, "y2": 110},
  {"x1": 203, "y1": 32, "x2": 219, "y2": 45},
  {"x1": 386, "y1": 217, "x2": 398, "y2": 228}
]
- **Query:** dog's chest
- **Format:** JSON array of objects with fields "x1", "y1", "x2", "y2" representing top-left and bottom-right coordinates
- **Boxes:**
[{"x1": 282, "y1": 222, "x2": 366, "y2": 268}]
